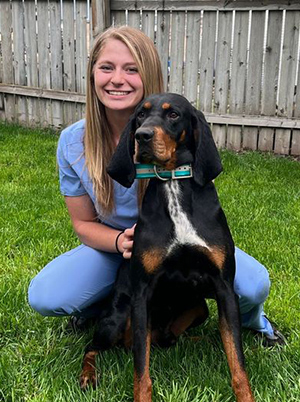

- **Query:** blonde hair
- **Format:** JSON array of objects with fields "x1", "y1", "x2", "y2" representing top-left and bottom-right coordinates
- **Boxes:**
[{"x1": 84, "y1": 26, "x2": 164, "y2": 216}]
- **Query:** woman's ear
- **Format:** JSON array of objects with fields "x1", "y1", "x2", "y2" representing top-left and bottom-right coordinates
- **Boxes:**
[
  {"x1": 107, "y1": 114, "x2": 137, "y2": 188},
  {"x1": 192, "y1": 108, "x2": 222, "y2": 186}
]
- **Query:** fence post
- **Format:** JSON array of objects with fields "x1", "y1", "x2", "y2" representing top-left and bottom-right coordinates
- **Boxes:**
[{"x1": 92, "y1": 0, "x2": 111, "y2": 37}]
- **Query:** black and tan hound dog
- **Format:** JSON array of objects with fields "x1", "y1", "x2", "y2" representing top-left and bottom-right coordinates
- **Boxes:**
[{"x1": 80, "y1": 93, "x2": 255, "y2": 402}]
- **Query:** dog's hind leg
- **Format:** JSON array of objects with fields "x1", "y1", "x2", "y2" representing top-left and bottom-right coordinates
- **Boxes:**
[
  {"x1": 80, "y1": 260, "x2": 132, "y2": 390},
  {"x1": 80, "y1": 288, "x2": 132, "y2": 390},
  {"x1": 80, "y1": 350, "x2": 99, "y2": 390},
  {"x1": 213, "y1": 277, "x2": 255, "y2": 402},
  {"x1": 80, "y1": 306, "x2": 130, "y2": 390}
]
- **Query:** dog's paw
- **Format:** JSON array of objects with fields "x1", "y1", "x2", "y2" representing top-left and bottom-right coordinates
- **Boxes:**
[
  {"x1": 80, "y1": 369, "x2": 97, "y2": 390},
  {"x1": 80, "y1": 351, "x2": 98, "y2": 390}
]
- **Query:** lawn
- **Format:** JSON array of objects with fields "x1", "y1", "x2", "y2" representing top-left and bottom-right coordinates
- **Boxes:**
[{"x1": 0, "y1": 121, "x2": 299, "y2": 401}]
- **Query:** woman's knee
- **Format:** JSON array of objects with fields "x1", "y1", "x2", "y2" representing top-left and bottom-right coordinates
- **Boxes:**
[
  {"x1": 28, "y1": 245, "x2": 122, "y2": 317},
  {"x1": 234, "y1": 247, "x2": 271, "y2": 306},
  {"x1": 250, "y1": 271, "x2": 270, "y2": 305},
  {"x1": 28, "y1": 277, "x2": 71, "y2": 316}
]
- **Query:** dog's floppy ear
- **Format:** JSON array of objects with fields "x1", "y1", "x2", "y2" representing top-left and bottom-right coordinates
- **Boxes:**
[
  {"x1": 192, "y1": 108, "x2": 222, "y2": 186},
  {"x1": 107, "y1": 114, "x2": 136, "y2": 188}
]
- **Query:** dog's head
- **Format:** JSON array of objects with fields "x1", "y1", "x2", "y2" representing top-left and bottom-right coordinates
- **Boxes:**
[{"x1": 107, "y1": 93, "x2": 222, "y2": 187}]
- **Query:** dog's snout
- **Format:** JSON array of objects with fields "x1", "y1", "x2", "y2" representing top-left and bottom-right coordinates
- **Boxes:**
[{"x1": 135, "y1": 128, "x2": 154, "y2": 143}]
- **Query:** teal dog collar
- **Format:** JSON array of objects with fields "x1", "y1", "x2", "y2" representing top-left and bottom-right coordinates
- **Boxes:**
[{"x1": 135, "y1": 163, "x2": 193, "y2": 181}]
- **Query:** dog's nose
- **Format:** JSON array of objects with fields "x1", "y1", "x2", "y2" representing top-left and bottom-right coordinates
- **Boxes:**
[{"x1": 135, "y1": 128, "x2": 154, "y2": 143}]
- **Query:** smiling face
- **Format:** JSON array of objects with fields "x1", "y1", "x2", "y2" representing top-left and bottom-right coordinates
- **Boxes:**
[{"x1": 93, "y1": 39, "x2": 144, "y2": 115}]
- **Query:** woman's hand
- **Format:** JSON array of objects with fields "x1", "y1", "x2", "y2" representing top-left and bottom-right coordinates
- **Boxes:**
[{"x1": 118, "y1": 224, "x2": 136, "y2": 259}]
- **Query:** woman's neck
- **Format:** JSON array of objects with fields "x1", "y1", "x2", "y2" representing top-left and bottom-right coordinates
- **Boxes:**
[{"x1": 105, "y1": 108, "x2": 133, "y2": 145}]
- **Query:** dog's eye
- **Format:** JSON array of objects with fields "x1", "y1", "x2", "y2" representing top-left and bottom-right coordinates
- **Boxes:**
[
  {"x1": 137, "y1": 111, "x2": 145, "y2": 119},
  {"x1": 168, "y1": 111, "x2": 179, "y2": 120}
]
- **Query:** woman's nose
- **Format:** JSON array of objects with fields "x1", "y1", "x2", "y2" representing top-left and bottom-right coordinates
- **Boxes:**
[{"x1": 111, "y1": 69, "x2": 125, "y2": 85}]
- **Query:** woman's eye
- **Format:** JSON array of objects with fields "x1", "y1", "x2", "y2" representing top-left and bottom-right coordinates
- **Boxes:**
[
  {"x1": 168, "y1": 111, "x2": 179, "y2": 119},
  {"x1": 127, "y1": 67, "x2": 138, "y2": 74},
  {"x1": 99, "y1": 65, "x2": 112, "y2": 71}
]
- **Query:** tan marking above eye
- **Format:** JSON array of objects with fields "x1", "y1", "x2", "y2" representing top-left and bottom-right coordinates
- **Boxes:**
[
  {"x1": 143, "y1": 102, "x2": 152, "y2": 109},
  {"x1": 162, "y1": 102, "x2": 171, "y2": 109}
]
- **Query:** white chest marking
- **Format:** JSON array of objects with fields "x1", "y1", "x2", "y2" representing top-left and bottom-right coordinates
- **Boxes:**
[{"x1": 165, "y1": 181, "x2": 211, "y2": 255}]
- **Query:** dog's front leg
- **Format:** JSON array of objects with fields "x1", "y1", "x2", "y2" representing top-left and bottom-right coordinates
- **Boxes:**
[
  {"x1": 132, "y1": 295, "x2": 152, "y2": 402},
  {"x1": 213, "y1": 277, "x2": 255, "y2": 402}
]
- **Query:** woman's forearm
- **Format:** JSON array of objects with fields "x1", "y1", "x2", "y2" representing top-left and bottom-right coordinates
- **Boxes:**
[
  {"x1": 64, "y1": 195, "x2": 134, "y2": 257},
  {"x1": 74, "y1": 220, "x2": 122, "y2": 253}
]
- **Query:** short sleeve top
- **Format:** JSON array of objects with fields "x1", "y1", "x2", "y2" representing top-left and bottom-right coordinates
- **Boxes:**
[{"x1": 56, "y1": 119, "x2": 139, "y2": 230}]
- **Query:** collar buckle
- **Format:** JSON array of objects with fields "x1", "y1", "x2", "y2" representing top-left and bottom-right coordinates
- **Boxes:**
[{"x1": 171, "y1": 165, "x2": 193, "y2": 180}]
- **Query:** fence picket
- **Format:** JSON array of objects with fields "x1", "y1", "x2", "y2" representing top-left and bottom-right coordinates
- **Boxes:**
[
  {"x1": 184, "y1": 11, "x2": 201, "y2": 107},
  {"x1": 274, "y1": 11, "x2": 300, "y2": 154},
  {"x1": 259, "y1": 11, "x2": 283, "y2": 151},
  {"x1": 128, "y1": 10, "x2": 141, "y2": 29},
  {"x1": 75, "y1": 1, "x2": 89, "y2": 124},
  {"x1": 242, "y1": 127, "x2": 258, "y2": 150},
  {"x1": 295, "y1": 52, "x2": 300, "y2": 119},
  {"x1": 156, "y1": 11, "x2": 171, "y2": 91},
  {"x1": 24, "y1": 1, "x2": 40, "y2": 126},
  {"x1": 141, "y1": 10, "x2": 155, "y2": 42},
  {"x1": 243, "y1": 10, "x2": 265, "y2": 150},
  {"x1": 76, "y1": 2, "x2": 88, "y2": 94},
  {"x1": 230, "y1": 11, "x2": 249, "y2": 115},
  {"x1": 214, "y1": 11, "x2": 232, "y2": 114},
  {"x1": 261, "y1": 11, "x2": 283, "y2": 115},
  {"x1": 37, "y1": 1, "x2": 52, "y2": 126},
  {"x1": 12, "y1": 1, "x2": 27, "y2": 123},
  {"x1": 227, "y1": 11, "x2": 249, "y2": 151},
  {"x1": 274, "y1": 129, "x2": 291, "y2": 154},
  {"x1": 246, "y1": 11, "x2": 265, "y2": 113},
  {"x1": 0, "y1": 2, "x2": 15, "y2": 122},
  {"x1": 213, "y1": 124, "x2": 228, "y2": 149},
  {"x1": 50, "y1": 0, "x2": 63, "y2": 128},
  {"x1": 213, "y1": 11, "x2": 233, "y2": 147},
  {"x1": 62, "y1": 1, "x2": 77, "y2": 126},
  {"x1": 278, "y1": 11, "x2": 300, "y2": 118},
  {"x1": 112, "y1": 10, "x2": 126, "y2": 26},
  {"x1": 291, "y1": 131, "x2": 300, "y2": 155},
  {"x1": 199, "y1": 11, "x2": 217, "y2": 113},
  {"x1": 169, "y1": 11, "x2": 185, "y2": 94}
]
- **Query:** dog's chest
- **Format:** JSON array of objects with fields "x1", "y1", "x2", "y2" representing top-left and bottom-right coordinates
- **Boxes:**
[{"x1": 164, "y1": 181, "x2": 211, "y2": 255}]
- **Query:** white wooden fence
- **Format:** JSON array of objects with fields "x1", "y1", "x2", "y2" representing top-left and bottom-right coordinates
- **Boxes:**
[{"x1": 0, "y1": 0, "x2": 300, "y2": 156}]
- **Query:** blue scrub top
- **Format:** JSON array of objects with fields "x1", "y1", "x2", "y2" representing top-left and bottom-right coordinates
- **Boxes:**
[{"x1": 56, "y1": 119, "x2": 139, "y2": 230}]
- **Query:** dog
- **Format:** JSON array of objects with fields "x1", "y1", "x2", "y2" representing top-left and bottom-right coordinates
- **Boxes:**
[{"x1": 80, "y1": 93, "x2": 255, "y2": 402}]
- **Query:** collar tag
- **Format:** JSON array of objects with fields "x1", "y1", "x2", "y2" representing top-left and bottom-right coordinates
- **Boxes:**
[{"x1": 135, "y1": 164, "x2": 193, "y2": 181}]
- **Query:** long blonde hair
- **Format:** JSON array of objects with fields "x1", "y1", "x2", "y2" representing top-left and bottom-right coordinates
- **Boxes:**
[{"x1": 84, "y1": 26, "x2": 164, "y2": 216}]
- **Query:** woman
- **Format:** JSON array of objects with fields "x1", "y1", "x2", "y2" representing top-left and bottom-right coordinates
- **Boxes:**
[{"x1": 28, "y1": 26, "x2": 285, "y2": 346}]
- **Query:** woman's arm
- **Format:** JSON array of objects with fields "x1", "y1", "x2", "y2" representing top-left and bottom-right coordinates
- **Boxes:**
[{"x1": 65, "y1": 194, "x2": 135, "y2": 258}]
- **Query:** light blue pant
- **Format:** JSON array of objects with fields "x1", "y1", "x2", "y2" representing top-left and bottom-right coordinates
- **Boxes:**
[{"x1": 28, "y1": 245, "x2": 274, "y2": 336}]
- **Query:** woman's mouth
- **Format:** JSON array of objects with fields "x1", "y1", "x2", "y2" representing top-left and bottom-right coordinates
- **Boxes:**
[{"x1": 106, "y1": 90, "x2": 132, "y2": 96}]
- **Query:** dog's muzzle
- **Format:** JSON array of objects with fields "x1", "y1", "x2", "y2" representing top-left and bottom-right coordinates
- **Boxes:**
[{"x1": 135, "y1": 127, "x2": 154, "y2": 144}]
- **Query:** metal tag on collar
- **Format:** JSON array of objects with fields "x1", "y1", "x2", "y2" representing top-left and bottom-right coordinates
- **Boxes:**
[{"x1": 153, "y1": 165, "x2": 169, "y2": 181}]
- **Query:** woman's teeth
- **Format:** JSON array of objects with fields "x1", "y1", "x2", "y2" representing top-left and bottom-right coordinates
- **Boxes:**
[{"x1": 108, "y1": 91, "x2": 130, "y2": 95}]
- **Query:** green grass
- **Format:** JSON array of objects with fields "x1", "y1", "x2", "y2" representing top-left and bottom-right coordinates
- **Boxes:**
[{"x1": 0, "y1": 121, "x2": 299, "y2": 401}]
